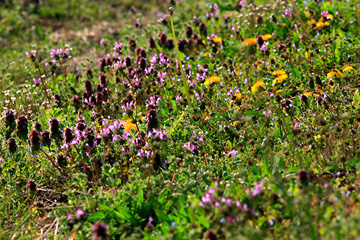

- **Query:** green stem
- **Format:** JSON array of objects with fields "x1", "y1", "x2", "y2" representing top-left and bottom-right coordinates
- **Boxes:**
[{"x1": 169, "y1": 11, "x2": 193, "y2": 108}]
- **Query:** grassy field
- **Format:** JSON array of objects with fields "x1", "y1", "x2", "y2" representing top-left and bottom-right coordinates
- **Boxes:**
[{"x1": 1, "y1": 0, "x2": 360, "y2": 239}]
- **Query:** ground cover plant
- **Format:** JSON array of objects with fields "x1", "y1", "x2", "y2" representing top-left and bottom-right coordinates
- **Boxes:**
[{"x1": 2, "y1": 0, "x2": 360, "y2": 239}]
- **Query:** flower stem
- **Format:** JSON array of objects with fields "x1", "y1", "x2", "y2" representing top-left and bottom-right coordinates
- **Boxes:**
[{"x1": 289, "y1": 0, "x2": 308, "y2": 37}]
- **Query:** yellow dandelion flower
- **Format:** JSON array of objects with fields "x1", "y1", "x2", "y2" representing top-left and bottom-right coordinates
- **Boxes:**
[
  {"x1": 316, "y1": 21, "x2": 329, "y2": 28},
  {"x1": 244, "y1": 38, "x2": 256, "y2": 46},
  {"x1": 123, "y1": 119, "x2": 137, "y2": 132},
  {"x1": 251, "y1": 81, "x2": 265, "y2": 93},
  {"x1": 273, "y1": 74, "x2": 288, "y2": 84},
  {"x1": 203, "y1": 51, "x2": 210, "y2": 57},
  {"x1": 272, "y1": 70, "x2": 286, "y2": 76},
  {"x1": 305, "y1": 11, "x2": 311, "y2": 18},
  {"x1": 327, "y1": 70, "x2": 343, "y2": 78},
  {"x1": 343, "y1": 66, "x2": 354, "y2": 72},
  {"x1": 261, "y1": 34, "x2": 272, "y2": 41},
  {"x1": 202, "y1": 40, "x2": 206, "y2": 45},
  {"x1": 281, "y1": 23, "x2": 286, "y2": 27},
  {"x1": 204, "y1": 76, "x2": 221, "y2": 86},
  {"x1": 326, "y1": 14, "x2": 334, "y2": 20},
  {"x1": 232, "y1": 121, "x2": 240, "y2": 127},
  {"x1": 307, "y1": 19, "x2": 316, "y2": 25},
  {"x1": 212, "y1": 37, "x2": 222, "y2": 43}
]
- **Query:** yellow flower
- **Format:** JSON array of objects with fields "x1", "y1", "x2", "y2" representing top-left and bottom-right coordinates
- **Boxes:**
[
  {"x1": 304, "y1": 92, "x2": 313, "y2": 97},
  {"x1": 236, "y1": 93, "x2": 245, "y2": 101},
  {"x1": 232, "y1": 121, "x2": 240, "y2": 127},
  {"x1": 307, "y1": 19, "x2": 316, "y2": 25},
  {"x1": 203, "y1": 51, "x2": 210, "y2": 57},
  {"x1": 202, "y1": 40, "x2": 206, "y2": 45},
  {"x1": 251, "y1": 81, "x2": 265, "y2": 93},
  {"x1": 204, "y1": 76, "x2": 221, "y2": 86},
  {"x1": 326, "y1": 14, "x2": 334, "y2": 20},
  {"x1": 244, "y1": 38, "x2": 256, "y2": 46},
  {"x1": 316, "y1": 21, "x2": 329, "y2": 28},
  {"x1": 272, "y1": 70, "x2": 286, "y2": 76},
  {"x1": 281, "y1": 23, "x2": 286, "y2": 27},
  {"x1": 261, "y1": 34, "x2": 272, "y2": 41},
  {"x1": 123, "y1": 119, "x2": 137, "y2": 132},
  {"x1": 315, "y1": 88, "x2": 324, "y2": 95},
  {"x1": 305, "y1": 11, "x2": 311, "y2": 18},
  {"x1": 305, "y1": 52, "x2": 309, "y2": 59},
  {"x1": 327, "y1": 70, "x2": 343, "y2": 78},
  {"x1": 273, "y1": 74, "x2": 288, "y2": 84},
  {"x1": 212, "y1": 37, "x2": 222, "y2": 43},
  {"x1": 343, "y1": 66, "x2": 354, "y2": 72}
]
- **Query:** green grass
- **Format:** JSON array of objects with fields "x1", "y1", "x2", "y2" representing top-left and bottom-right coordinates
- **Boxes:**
[{"x1": 2, "y1": 0, "x2": 360, "y2": 239}]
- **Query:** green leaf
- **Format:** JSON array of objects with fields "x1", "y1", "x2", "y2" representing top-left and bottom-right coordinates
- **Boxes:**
[
  {"x1": 88, "y1": 211, "x2": 105, "y2": 222},
  {"x1": 115, "y1": 206, "x2": 137, "y2": 225},
  {"x1": 155, "y1": 209, "x2": 171, "y2": 222},
  {"x1": 137, "y1": 183, "x2": 143, "y2": 205}
]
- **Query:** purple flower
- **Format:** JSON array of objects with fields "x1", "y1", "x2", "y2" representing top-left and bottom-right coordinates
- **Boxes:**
[
  {"x1": 76, "y1": 208, "x2": 84, "y2": 219},
  {"x1": 100, "y1": 38, "x2": 105, "y2": 45},
  {"x1": 321, "y1": 10, "x2": 328, "y2": 18},
  {"x1": 284, "y1": 8, "x2": 293, "y2": 18},
  {"x1": 67, "y1": 213, "x2": 74, "y2": 221},
  {"x1": 294, "y1": 122, "x2": 299, "y2": 131},
  {"x1": 183, "y1": 142, "x2": 196, "y2": 152}
]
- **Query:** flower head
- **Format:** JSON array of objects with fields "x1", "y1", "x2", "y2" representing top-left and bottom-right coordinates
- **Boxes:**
[
  {"x1": 327, "y1": 70, "x2": 343, "y2": 78},
  {"x1": 251, "y1": 81, "x2": 265, "y2": 93},
  {"x1": 244, "y1": 38, "x2": 256, "y2": 46},
  {"x1": 124, "y1": 119, "x2": 137, "y2": 132},
  {"x1": 343, "y1": 66, "x2": 354, "y2": 72},
  {"x1": 204, "y1": 76, "x2": 221, "y2": 86}
]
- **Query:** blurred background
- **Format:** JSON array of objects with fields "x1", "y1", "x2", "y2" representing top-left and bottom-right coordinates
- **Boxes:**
[{"x1": 0, "y1": 0, "x2": 168, "y2": 90}]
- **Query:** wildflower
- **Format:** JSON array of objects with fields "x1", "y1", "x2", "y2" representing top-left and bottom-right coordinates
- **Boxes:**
[
  {"x1": 158, "y1": 32, "x2": 167, "y2": 46},
  {"x1": 185, "y1": 26, "x2": 193, "y2": 38},
  {"x1": 273, "y1": 74, "x2": 288, "y2": 84},
  {"x1": 149, "y1": 37, "x2": 156, "y2": 49},
  {"x1": 41, "y1": 130, "x2": 51, "y2": 149},
  {"x1": 284, "y1": 8, "x2": 293, "y2": 18},
  {"x1": 29, "y1": 130, "x2": 41, "y2": 153},
  {"x1": 327, "y1": 70, "x2": 343, "y2": 78},
  {"x1": 232, "y1": 121, "x2": 240, "y2": 127},
  {"x1": 212, "y1": 37, "x2": 222, "y2": 44},
  {"x1": 123, "y1": 119, "x2": 137, "y2": 132},
  {"x1": 316, "y1": 19, "x2": 329, "y2": 28},
  {"x1": 343, "y1": 66, "x2": 354, "y2": 72},
  {"x1": 49, "y1": 118, "x2": 62, "y2": 142},
  {"x1": 251, "y1": 81, "x2": 265, "y2": 93},
  {"x1": 204, "y1": 76, "x2": 221, "y2": 86},
  {"x1": 99, "y1": 38, "x2": 105, "y2": 45},
  {"x1": 8, "y1": 137, "x2": 17, "y2": 154},
  {"x1": 128, "y1": 39, "x2": 137, "y2": 51},
  {"x1": 26, "y1": 49, "x2": 37, "y2": 62},
  {"x1": 236, "y1": 93, "x2": 244, "y2": 101},
  {"x1": 76, "y1": 208, "x2": 84, "y2": 219},
  {"x1": 64, "y1": 127, "x2": 74, "y2": 144},
  {"x1": 183, "y1": 142, "x2": 196, "y2": 152},
  {"x1": 5, "y1": 109, "x2": 16, "y2": 139},
  {"x1": 261, "y1": 34, "x2": 272, "y2": 41},
  {"x1": 244, "y1": 38, "x2": 256, "y2": 46},
  {"x1": 199, "y1": 22, "x2": 207, "y2": 36},
  {"x1": 92, "y1": 222, "x2": 108, "y2": 240},
  {"x1": 26, "y1": 180, "x2": 36, "y2": 196},
  {"x1": 305, "y1": 11, "x2": 311, "y2": 18},
  {"x1": 326, "y1": 14, "x2": 334, "y2": 20},
  {"x1": 272, "y1": 70, "x2": 286, "y2": 76},
  {"x1": 16, "y1": 115, "x2": 28, "y2": 140}
]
